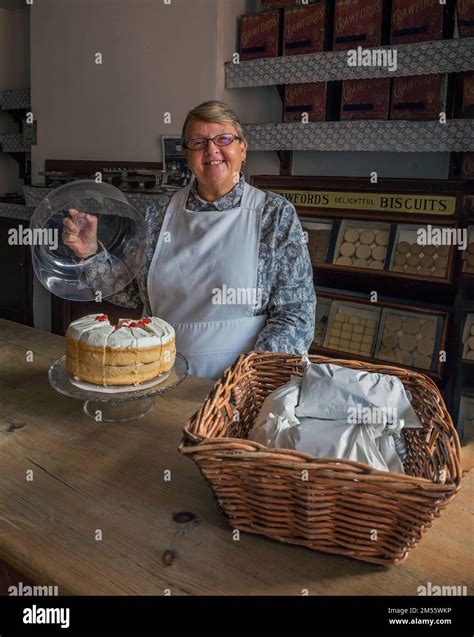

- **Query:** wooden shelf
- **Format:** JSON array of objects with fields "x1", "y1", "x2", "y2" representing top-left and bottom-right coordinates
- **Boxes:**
[
  {"x1": 0, "y1": 133, "x2": 31, "y2": 153},
  {"x1": 243, "y1": 120, "x2": 474, "y2": 153},
  {"x1": 226, "y1": 38, "x2": 474, "y2": 88},
  {"x1": 0, "y1": 88, "x2": 30, "y2": 111},
  {"x1": 312, "y1": 263, "x2": 456, "y2": 305}
]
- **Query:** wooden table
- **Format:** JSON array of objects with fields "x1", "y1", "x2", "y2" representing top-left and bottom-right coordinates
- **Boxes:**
[{"x1": 0, "y1": 319, "x2": 472, "y2": 595}]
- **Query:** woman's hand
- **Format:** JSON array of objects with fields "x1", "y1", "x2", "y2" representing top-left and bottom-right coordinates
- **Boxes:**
[{"x1": 62, "y1": 208, "x2": 98, "y2": 258}]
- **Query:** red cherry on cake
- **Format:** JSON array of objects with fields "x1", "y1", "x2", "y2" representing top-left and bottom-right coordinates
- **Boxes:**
[
  {"x1": 140, "y1": 317, "x2": 152, "y2": 324},
  {"x1": 95, "y1": 314, "x2": 108, "y2": 322}
]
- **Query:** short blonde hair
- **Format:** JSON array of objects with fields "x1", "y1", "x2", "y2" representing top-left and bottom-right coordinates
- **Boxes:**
[{"x1": 181, "y1": 100, "x2": 247, "y2": 147}]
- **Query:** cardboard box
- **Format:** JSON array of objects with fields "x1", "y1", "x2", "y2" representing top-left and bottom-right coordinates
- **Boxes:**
[
  {"x1": 455, "y1": 72, "x2": 474, "y2": 118},
  {"x1": 240, "y1": 11, "x2": 281, "y2": 61},
  {"x1": 284, "y1": 82, "x2": 335, "y2": 121},
  {"x1": 461, "y1": 153, "x2": 474, "y2": 179},
  {"x1": 283, "y1": 1, "x2": 332, "y2": 55},
  {"x1": 390, "y1": 74, "x2": 448, "y2": 121},
  {"x1": 390, "y1": 0, "x2": 454, "y2": 44},
  {"x1": 261, "y1": 0, "x2": 297, "y2": 9},
  {"x1": 333, "y1": 0, "x2": 389, "y2": 50},
  {"x1": 455, "y1": 0, "x2": 474, "y2": 38},
  {"x1": 341, "y1": 78, "x2": 391, "y2": 119},
  {"x1": 449, "y1": 152, "x2": 474, "y2": 179}
]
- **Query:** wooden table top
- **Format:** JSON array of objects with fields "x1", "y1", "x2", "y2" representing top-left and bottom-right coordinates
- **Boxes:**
[{"x1": 0, "y1": 318, "x2": 472, "y2": 595}]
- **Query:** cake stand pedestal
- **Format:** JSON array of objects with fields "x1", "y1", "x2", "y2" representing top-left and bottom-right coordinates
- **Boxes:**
[{"x1": 48, "y1": 353, "x2": 188, "y2": 422}]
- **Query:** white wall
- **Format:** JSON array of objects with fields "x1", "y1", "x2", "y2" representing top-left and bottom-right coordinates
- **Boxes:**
[{"x1": 30, "y1": 0, "x2": 221, "y2": 176}]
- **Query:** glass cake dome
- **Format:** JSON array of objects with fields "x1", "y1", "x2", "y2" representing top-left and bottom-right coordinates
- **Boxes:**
[{"x1": 30, "y1": 180, "x2": 147, "y2": 301}]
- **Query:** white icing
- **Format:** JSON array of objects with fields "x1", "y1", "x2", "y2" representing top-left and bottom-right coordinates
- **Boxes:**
[{"x1": 66, "y1": 314, "x2": 175, "y2": 349}]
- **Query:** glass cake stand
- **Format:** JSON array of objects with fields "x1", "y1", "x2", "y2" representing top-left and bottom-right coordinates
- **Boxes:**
[{"x1": 48, "y1": 352, "x2": 188, "y2": 422}]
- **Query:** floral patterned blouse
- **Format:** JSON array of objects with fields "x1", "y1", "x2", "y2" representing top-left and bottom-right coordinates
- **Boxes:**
[{"x1": 83, "y1": 173, "x2": 316, "y2": 354}]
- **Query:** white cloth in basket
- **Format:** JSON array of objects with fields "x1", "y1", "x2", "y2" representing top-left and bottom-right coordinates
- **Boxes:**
[{"x1": 248, "y1": 363, "x2": 423, "y2": 473}]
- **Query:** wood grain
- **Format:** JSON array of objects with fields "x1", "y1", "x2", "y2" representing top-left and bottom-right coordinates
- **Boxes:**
[{"x1": 0, "y1": 319, "x2": 472, "y2": 595}]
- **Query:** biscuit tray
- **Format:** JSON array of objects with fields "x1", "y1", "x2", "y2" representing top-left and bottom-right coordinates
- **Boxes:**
[{"x1": 48, "y1": 352, "x2": 188, "y2": 422}]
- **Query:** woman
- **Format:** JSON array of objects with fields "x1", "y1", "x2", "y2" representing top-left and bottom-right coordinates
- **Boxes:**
[{"x1": 63, "y1": 100, "x2": 316, "y2": 379}]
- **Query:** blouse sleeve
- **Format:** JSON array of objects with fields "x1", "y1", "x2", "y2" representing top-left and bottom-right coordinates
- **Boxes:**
[
  {"x1": 77, "y1": 247, "x2": 142, "y2": 309},
  {"x1": 77, "y1": 202, "x2": 160, "y2": 310},
  {"x1": 253, "y1": 198, "x2": 316, "y2": 354}
]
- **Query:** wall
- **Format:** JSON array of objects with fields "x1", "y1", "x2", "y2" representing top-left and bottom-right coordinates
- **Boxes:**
[
  {"x1": 31, "y1": 0, "x2": 241, "y2": 179},
  {"x1": 0, "y1": 1, "x2": 30, "y2": 195}
]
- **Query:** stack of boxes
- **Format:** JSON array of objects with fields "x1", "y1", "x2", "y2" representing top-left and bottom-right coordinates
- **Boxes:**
[{"x1": 238, "y1": 0, "x2": 472, "y2": 123}]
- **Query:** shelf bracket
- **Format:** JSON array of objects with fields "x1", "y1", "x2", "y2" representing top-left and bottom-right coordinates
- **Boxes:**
[{"x1": 276, "y1": 150, "x2": 293, "y2": 176}]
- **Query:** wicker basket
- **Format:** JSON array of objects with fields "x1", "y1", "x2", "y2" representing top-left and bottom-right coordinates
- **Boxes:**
[{"x1": 179, "y1": 352, "x2": 462, "y2": 565}]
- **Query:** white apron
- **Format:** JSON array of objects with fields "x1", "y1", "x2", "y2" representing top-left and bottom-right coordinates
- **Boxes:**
[{"x1": 147, "y1": 181, "x2": 268, "y2": 379}]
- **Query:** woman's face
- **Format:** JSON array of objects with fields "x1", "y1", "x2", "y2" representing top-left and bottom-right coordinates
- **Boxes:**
[{"x1": 184, "y1": 119, "x2": 247, "y2": 198}]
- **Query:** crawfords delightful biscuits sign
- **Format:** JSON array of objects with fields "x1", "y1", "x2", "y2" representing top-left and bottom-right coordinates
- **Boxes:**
[{"x1": 269, "y1": 189, "x2": 456, "y2": 215}]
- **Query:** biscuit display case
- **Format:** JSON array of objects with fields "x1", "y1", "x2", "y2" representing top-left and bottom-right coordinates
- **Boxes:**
[
  {"x1": 327, "y1": 219, "x2": 456, "y2": 283},
  {"x1": 388, "y1": 224, "x2": 453, "y2": 280},
  {"x1": 332, "y1": 220, "x2": 390, "y2": 271},
  {"x1": 252, "y1": 176, "x2": 470, "y2": 305},
  {"x1": 462, "y1": 225, "x2": 474, "y2": 274},
  {"x1": 311, "y1": 292, "x2": 449, "y2": 382},
  {"x1": 462, "y1": 313, "x2": 474, "y2": 362},
  {"x1": 322, "y1": 300, "x2": 380, "y2": 357},
  {"x1": 252, "y1": 176, "x2": 468, "y2": 421},
  {"x1": 299, "y1": 217, "x2": 332, "y2": 264},
  {"x1": 375, "y1": 308, "x2": 441, "y2": 371}
]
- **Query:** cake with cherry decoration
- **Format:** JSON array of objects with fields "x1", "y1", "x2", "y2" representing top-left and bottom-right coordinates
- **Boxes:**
[{"x1": 66, "y1": 314, "x2": 176, "y2": 386}]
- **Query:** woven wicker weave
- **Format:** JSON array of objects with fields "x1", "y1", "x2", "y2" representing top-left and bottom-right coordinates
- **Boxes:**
[{"x1": 179, "y1": 352, "x2": 462, "y2": 565}]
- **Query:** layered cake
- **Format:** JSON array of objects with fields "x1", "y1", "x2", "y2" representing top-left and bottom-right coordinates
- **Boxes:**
[{"x1": 66, "y1": 314, "x2": 176, "y2": 386}]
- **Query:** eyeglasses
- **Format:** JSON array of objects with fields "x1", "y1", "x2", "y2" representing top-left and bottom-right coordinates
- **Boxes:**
[{"x1": 184, "y1": 133, "x2": 241, "y2": 151}]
